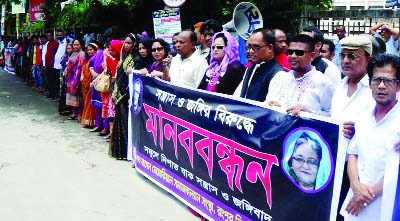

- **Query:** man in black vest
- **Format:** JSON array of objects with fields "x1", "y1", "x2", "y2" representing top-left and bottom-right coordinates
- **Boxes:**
[{"x1": 233, "y1": 28, "x2": 283, "y2": 102}]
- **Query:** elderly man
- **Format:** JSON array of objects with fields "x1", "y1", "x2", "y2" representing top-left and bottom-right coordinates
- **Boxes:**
[
  {"x1": 340, "y1": 54, "x2": 400, "y2": 221},
  {"x1": 330, "y1": 35, "x2": 376, "y2": 221},
  {"x1": 370, "y1": 22, "x2": 400, "y2": 55},
  {"x1": 302, "y1": 26, "x2": 341, "y2": 86},
  {"x1": 265, "y1": 34, "x2": 335, "y2": 116},
  {"x1": 162, "y1": 30, "x2": 208, "y2": 89},
  {"x1": 233, "y1": 28, "x2": 283, "y2": 102}
]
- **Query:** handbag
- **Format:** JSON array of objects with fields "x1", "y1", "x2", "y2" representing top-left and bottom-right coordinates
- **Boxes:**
[{"x1": 93, "y1": 68, "x2": 111, "y2": 92}]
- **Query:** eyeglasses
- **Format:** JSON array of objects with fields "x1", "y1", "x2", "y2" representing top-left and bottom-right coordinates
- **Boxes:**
[
  {"x1": 286, "y1": 49, "x2": 312, "y2": 56},
  {"x1": 340, "y1": 53, "x2": 360, "y2": 61},
  {"x1": 245, "y1": 44, "x2": 268, "y2": 52},
  {"x1": 370, "y1": 77, "x2": 399, "y2": 86},
  {"x1": 151, "y1": 47, "x2": 164, "y2": 52},
  {"x1": 292, "y1": 156, "x2": 319, "y2": 167},
  {"x1": 211, "y1": 45, "x2": 224, "y2": 50}
]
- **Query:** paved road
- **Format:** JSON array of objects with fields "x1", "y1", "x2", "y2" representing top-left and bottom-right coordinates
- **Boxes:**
[{"x1": 0, "y1": 70, "x2": 198, "y2": 221}]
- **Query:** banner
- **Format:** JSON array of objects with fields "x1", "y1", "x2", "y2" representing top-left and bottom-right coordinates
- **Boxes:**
[
  {"x1": 11, "y1": 1, "x2": 26, "y2": 14},
  {"x1": 152, "y1": 8, "x2": 181, "y2": 44},
  {"x1": 29, "y1": 0, "x2": 46, "y2": 22},
  {"x1": 128, "y1": 76, "x2": 345, "y2": 221}
]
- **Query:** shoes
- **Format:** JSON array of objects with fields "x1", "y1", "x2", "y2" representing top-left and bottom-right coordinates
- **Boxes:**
[
  {"x1": 82, "y1": 125, "x2": 93, "y2": 129},
  {"x1": 67, "y1": 116, "x2": 76, "y2": 120},
  {"x1": 98, "y1": 129, "x2": 110, "y2": 136},
  {"x1": 90, "y1": 127, "x2": 102, "y2": 132},
  {"x1": 52, "y1": 98, "x2": 60, "y2": 102}
]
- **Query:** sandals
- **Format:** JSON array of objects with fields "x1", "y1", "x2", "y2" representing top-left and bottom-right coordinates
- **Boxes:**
[{"x1": 67, "y1": 116, "x2": 76, "y2": 120}]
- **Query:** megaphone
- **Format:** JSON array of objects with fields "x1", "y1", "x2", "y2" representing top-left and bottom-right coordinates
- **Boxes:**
[{"x1": 223, "y1": 2, "x2": 263, "y2": 40}]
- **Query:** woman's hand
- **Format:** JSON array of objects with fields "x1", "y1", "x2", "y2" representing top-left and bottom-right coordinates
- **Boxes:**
[
  {"x1": 150, "y1": 70, "x2": 163, "y2": 78},
  {"x1": 139, "y1": 68, "x2": 148, "y2": 75}
]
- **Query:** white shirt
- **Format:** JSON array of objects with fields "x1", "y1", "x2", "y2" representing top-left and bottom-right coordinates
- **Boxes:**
[
  {"x1": 53, "y1": 38, "x2": 67, "y2": 70},
  {"x1": 41, "y1": 42, "x2": 48, "y2": 67},
  {"x1": 340, "y1": 101, "x2": 400, "y2": 221},
  {"x1": 330, "y1": 75, "x2": 375, "y2": 122},
  {"x1": 265, "y1": 67, "x2": 335, "y2": 116},
  {"x1": 169, "y1": 52, "x2": 208, "y2": 89},
  {"x1": 196, "y1": 47, "x2": 210, "y2": 59},
  {"x1": 321, "y1": 57, "x2": 341, "y2": 86}
]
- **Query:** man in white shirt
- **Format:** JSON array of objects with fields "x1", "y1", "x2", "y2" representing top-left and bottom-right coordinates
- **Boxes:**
[
  {"x1": 340, "y1": 54, "x2": 400, "y2": 221},
  {"x1": 265, "y1": 34, "x2": 335, "y2": 116},
  {"x1": 163, "y1": 30, "x2": 208, "y2": 89},
  {"x1": 370, "y1": 22, "x2": 400, "y2": 56},
  {"x1": 330, "y1": 35, "x2": 375, "y2": 221},
  {"x1": 302, "y1": 26, "x2": 342, "y2": 86},
  {"x1": 52, "y1": 30, "x2": 67, "y2": 101}
]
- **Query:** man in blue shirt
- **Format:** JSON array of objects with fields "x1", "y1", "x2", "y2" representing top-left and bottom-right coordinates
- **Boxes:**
[{"x1": 370, "y1": 22, "x2": 400, "y2": 55}]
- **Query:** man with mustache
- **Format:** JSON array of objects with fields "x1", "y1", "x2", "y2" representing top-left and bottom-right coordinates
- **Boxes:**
[
  {"x1": 233, "y1": 28, "x2": 283, "y2": 102},
  {"x1": 265, "y1": 34, "x2": 335, "y2": 116},
  {"x1": 330, "y1": 35, "x2": 375, "y2": 221},
  {"x1": 340, "y1": 54, "x2": 400, "y2": 221}
]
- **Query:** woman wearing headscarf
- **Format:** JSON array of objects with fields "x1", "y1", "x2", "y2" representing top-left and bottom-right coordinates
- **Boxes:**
[
  {"x1": 134, "y1": 38, "x2": 154, "y2": 73},
  {"x1": 109, "y1": 33, "x2": 136, "y2": 159},
  {"x1": 65, "y1": 39, "x2": 85, "y2": 121},
  {"x1": 100, "y1": 39, "x2": 123, "y2": 137},
  {"x1": 198, "y1": 31, "x2": 245, "y2": 95},
  {"x1": 80, "y1": 42, "x2": 99, "y2": 128}
]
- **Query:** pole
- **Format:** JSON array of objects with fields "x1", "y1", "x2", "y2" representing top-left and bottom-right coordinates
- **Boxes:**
[
  {"x1": 16, "y1": 13, "x2": 20, "y2": 39},
  {"x1": 1, "y1": 5, "x2": 5, "y2": 36}
]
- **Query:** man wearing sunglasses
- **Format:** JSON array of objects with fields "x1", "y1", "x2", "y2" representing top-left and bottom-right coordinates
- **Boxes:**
[
  {"x1": 340, "y1": 54, "x2": 400, "y2": 221},
  {"x1": 302, "y1": 26, "x2": 341, "y2": 86},
  {"x1": 265, "y1": 34, "x2": 335, "y2": 117},
  {"x1": 233, "y1": 28, "x2": 283, "y2": 102}
]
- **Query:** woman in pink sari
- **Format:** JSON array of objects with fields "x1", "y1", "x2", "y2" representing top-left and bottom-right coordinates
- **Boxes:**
[{"x1": 65, "y1": 39, "x2": 85, "y2": 121}]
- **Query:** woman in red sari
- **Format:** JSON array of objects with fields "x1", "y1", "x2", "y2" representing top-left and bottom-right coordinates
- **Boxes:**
[
  {"x1": 80, "y1": 42, "x2": 98, "y2": 128},
  {"x1": 100, "y1": 40, "x2": 123, "y2": 136}
]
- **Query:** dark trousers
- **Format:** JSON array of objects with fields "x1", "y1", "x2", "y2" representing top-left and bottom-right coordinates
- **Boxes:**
[{"x1": 47, "y1": 67, "x2": 60, "y2": 99}]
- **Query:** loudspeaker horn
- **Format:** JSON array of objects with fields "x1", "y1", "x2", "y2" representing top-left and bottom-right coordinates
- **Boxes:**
[{"x1": 223, "y1": 2, "x2": 263, "y2": 40}]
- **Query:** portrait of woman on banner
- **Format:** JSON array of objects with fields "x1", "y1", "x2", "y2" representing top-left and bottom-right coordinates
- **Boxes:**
[{"x1": 282, "y1": 129, "x2": 333, "y2": 192}]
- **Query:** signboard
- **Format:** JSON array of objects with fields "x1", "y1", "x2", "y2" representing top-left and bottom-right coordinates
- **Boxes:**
[
  {"x1": 11, "y1": 1, "x2": 26, "y2": 14},
  {"x1": 152, "y1": 8, "x2": 181, "y2": 44},
  {"x1": 29, "y1": 0, "x2": 46, "y2": 22},
  {"x1": 128, "y1": 75, "x2": 345, "y2": 221},
  {"x1": 385, "y1": 0, "x2": 400, "y2": 7}
]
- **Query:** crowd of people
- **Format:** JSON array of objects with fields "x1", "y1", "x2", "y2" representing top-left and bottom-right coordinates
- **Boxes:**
[{"x1": 3, "y1": 19, "x2": 400, "y2": 221}]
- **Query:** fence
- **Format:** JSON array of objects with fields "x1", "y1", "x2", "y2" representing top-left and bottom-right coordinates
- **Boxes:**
[{"x1": 300, "y1": 9, "x2": 400, "y2": 38}]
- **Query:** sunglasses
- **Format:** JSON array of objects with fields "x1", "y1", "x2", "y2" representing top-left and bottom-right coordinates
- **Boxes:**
[
  {"x1": 211, "y1": 45, "x2": 224, "y2": 50},
  {"x1": 339, "y1": 53, "x2": 359, "y2": 61},
  {"x1": 286, "y1": 49, "x2": 312, "y2": 56},
  {"x1": 151, "y1": 47, "x2": 164, "y2": 52}
]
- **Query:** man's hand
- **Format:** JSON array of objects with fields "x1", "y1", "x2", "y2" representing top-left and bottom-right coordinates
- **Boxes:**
[
  {"x1": 287, "y1": 105, "x2": 311, "y2": 117},
  {"x1": 345, "y1": 196, "x2": 365, "y2": 216},
  {"x1": 267, "y1": 101, "x2": 281, "y2": 107},
  {"x1": 343, "y1": 121, "x2": 355, "y2": 139}
]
